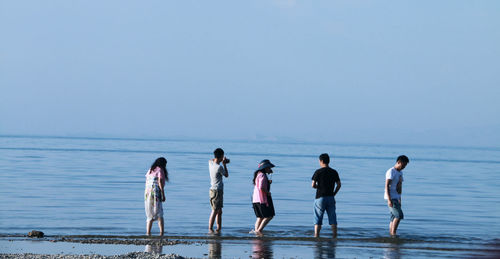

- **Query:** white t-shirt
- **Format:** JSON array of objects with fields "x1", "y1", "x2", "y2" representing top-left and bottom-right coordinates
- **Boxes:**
[
  {"x1": 384, "y1": 167, "x2": 403, "y2": 200},
  {"x1": 209, "y1": 160, "x2": 225, "y2": 190}
]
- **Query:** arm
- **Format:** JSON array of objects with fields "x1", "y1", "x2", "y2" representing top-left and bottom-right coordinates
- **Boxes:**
[
  {"x1": 311, "y1": 172, "x2": 318, "y2": 189},
  {"x1": 385, "y1": 179, "x2": 393, "y2": 207},
  {"x1": 158, "y1": 177, "x2": 166, "y2": 202},
  {"x1": 333, "y1": 179, "x2": 341, "y2": 196},
  {"x1": 222, "y1": 164, "x2": 229, "y2": 177},
  {"x1": 258, "y1": 174, "x2": 271, "y2": 195},
  {"x1": 222, "y1": 158, "x2": 229, "y2": 177},
  {"x1": 396, "y1": 179, "x2": 402, "y2": 203}
]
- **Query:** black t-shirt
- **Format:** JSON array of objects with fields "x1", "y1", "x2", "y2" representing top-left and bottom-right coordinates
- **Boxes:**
[{"x1": 312, "y1": 167, "x2": 340, "y2": 199}]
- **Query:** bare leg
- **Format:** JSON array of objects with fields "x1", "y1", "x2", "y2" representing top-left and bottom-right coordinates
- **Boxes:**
[
  {"x1": 256, "y1": 217, "x2": 273, "y2": 233},
  {"x1": 331, "y1": 225, "x2": 337, "y2": 238},
  {"x1": 314, "y1": 225, "x2": 321, "y2": 237},
  {"x1": 158, "y1": 217, "x2": 164, "y2": 236},
  {"x1": 215, "y1": 210, "x2": 222, "y2": 232},
  {"x1": 262, "y1": 217, "x2": 273, "y2": 230},
  {"x1": 391, "y1": 218, "x2": 401, "y2": 235},
  {"x1": 146, "y1": 220, "x2": 153, "y2": 236},
  {"x1": 254, "y1": 218, "x2": 263, "y2": 233},
  {"x1": 389, "y1": 220, "x2": 394, "y2": 235},
  {"x1": 208, "y1": 209, "x2": 217, "y2": 232}
]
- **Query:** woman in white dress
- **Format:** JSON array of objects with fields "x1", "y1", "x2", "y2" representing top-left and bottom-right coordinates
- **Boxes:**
[{"x1": 145, "y1": 157, "x2": 168, "y2": 236}]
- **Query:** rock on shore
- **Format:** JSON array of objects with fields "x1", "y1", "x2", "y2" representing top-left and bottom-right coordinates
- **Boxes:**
[{"x1": 27, "y1": 231, "x2": 44, "y2": 238}]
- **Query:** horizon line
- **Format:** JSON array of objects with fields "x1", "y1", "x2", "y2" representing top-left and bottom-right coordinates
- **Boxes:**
[{"x1": 0, "y1": 133, "x2": 499, "y2": 152}]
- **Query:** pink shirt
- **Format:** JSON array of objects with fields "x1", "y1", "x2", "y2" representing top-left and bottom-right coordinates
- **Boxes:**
[
  {"x1": 146, "y1": 167, "x2": 165, "y2": 186},
  {"x1": 252, "y1": 172, "x2": 269, "y2": 205}
]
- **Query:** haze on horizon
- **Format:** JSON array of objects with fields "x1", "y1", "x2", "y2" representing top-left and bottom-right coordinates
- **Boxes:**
[{"x1": 1, "y1": 1, "x2": 499, "y2": 147}]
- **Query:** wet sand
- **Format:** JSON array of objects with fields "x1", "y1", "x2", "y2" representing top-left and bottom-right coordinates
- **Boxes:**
[
  {"x1": 2, "y1": 234, "x2": 500, "y2": 258},
  {"x1": 0, "y1": 252, "x2": 186, "y2": 259}
]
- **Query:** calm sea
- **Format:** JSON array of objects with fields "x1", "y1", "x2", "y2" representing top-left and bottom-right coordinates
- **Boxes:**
[{"x1": 1, "y1": 135, "x2": 499, "y2": 256}]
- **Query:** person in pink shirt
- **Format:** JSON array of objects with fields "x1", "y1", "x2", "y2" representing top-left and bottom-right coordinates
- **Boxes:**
[
  {"x1": 251, "y1": 159, "x2": 276, "y2": 235},
  {"x1": 144, "y1": 157, "x2": 169, "y2": 236}
]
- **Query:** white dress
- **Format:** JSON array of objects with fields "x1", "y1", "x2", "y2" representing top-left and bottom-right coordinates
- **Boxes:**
[{"x1": 144, "y1": 168, "x2": 164, "y2": 221}]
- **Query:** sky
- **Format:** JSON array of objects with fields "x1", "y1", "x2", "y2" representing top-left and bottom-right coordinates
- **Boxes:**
[{"x1": 1, "y1": 1, "x2": 499, "y2": 147}]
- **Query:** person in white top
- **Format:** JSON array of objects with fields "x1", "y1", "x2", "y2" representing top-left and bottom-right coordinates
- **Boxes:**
[
  {"x1": 208, "y1": 148, "x2": 229, "y2": 233},
  {"x1": 384, "y1": 155, "x2": 409, "y2": 236}
]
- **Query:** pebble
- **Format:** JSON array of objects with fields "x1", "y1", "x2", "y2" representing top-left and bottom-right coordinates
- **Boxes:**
[{"x1": 0, "y1": 252, "x2": 187, "y2": 259}]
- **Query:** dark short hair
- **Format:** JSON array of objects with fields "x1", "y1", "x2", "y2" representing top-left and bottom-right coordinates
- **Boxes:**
[
  {"x1": 214, "y1": 148, "x2": 224, "y2": 159},
  {"x1": 319, "y1": 153, "x2": 330, "y2": 164},
  {"x1": 397, "y1": 155, "x2": 409, "y2": 164}
]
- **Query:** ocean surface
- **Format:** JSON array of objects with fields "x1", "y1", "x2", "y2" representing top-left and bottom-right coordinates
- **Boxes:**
[{"x1": 1, "y1": 135, "x2": 500, "y2": 257}]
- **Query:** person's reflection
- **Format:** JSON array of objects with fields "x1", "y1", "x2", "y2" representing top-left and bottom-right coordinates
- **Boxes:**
[
  {"x1": 314, "y1": 240, "x2": 336, "y2": 259},
  {"x1": 252, "y1": 239, "x2": 273, "y2": 259},
  {"x1": 208, "y1": 239, "x2": 222, "y2": 259},
  {"x1": 383, "y1": 243, "x2": 402, "y2": 259},
  {"x1": 144, "y1": 243, "x2": 163, "y2": 254}
]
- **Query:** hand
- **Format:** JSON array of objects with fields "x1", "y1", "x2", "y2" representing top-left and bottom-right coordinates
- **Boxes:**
[
  {"x1": 387, "y1": 199, "x2": 393, "y2": 208},
  {"x1": 268, "y1": 180, "x2": 272, "y2": 184},
  {"x1": 161, "y1": 193, "x2": 166, "y2": 202}
]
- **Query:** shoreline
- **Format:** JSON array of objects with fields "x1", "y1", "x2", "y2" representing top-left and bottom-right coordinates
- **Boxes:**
[
  {"x1": 2, "y1": 234, "x2": 500, "y2": 258},
  {"x1": 0, "y1": 233, "x2": 494, "y2": 244},
  {"x1": 0, "y1": 253, "x2": 186, "y2": 259}
]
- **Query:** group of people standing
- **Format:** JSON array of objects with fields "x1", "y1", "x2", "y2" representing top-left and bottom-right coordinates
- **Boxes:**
[
  {"x1": 144, "y1": 148, "x2": 410, "y2": 238},
  {"x1": 208, "y1": 148, "x2": 277, "y2": 235}
]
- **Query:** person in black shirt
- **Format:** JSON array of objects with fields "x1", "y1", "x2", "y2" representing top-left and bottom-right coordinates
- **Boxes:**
[{"x1": 312, "y1": 153, "x2": 341, "y2": 238}]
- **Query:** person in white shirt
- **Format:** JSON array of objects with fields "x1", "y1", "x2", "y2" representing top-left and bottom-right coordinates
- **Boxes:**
[
  {"x1": 384, "y1": 155, "x2": 409, "y2": 236},
  {"x1": 208, "y1": 148, "x2": 229, "y2": 233}
]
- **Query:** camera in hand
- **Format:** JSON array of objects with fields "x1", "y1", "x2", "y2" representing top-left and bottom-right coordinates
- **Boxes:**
[{"x1": 224, "y1": 158, "x2": 230, "y2": 164}]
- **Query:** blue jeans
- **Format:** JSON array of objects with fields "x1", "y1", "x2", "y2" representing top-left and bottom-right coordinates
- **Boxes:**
[
  {"x1": 389, "y1": 199, "x2": 404, "y2": 221},
  {"x1": 314, "y1": 196, "x2": 337, "y2": 225}
]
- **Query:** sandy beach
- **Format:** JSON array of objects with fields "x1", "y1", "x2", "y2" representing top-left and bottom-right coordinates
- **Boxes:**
[{"x1": 2, "y1": 234, "x2": 500, "y2": 258}]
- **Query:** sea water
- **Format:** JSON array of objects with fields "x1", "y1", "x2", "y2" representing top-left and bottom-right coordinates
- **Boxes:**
[{"x1": 1, "y1": 135, "x2": 499, "y2": 257}]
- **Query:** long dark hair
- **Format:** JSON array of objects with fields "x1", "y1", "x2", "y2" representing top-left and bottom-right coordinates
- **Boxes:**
[
  {"x1": 253, "y1": 170, "x2": 262, "y2": 185},
  {"x1": 150, "y1": 157, "x2": 169, "y2": 182}
]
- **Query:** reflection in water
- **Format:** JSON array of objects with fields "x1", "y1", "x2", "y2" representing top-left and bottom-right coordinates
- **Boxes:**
[
  {"x1": 144, "y1": 244, "x2": 163, "y2": 254},
  {"x1": 383, "y1": 243, "x2": 402, "y2": 259},
  {"x1": 208, "y1": 239, "x2": 222, "y2": 259},
  {"x1": 314, "y1": 240, "x2": 336, "y2": 259},
  {"x1": 252, "y1": 239, "x2": 273, "y2": 259}
]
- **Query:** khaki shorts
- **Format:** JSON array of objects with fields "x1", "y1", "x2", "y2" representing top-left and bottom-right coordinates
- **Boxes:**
[{"x1": 209, "y1": 189, "x2": 223, "y2": 210}]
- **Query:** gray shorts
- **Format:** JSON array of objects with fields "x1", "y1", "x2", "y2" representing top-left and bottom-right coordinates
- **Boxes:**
[
  {"x1": 209, "y1": 189, "x2": 223, "y2": 211},
  {"x1": 389, "y1": 199, "x2": 404, "y2": 221}
]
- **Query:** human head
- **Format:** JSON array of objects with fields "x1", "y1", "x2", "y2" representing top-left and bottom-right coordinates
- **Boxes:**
[
  {"x1": 319, "y1": 153, "x2": 330, "y2": 166},
  {"x1": 213, "y1": 148, "x2": 224, "y2": 160},
  {"x1": 150, "y1": 157, "x2": 169, "y2": 181},
  {"x1": 395, "y1": 155, "x2": 409, "y2": 170},
  {"x1": 253, "y1": 159, "x2": 275, "y2": 184},
  {"x1": 257, "y1": 159, "x2": 275, "y2": 172},
  {"x1": 151, "y1": 157, "x2": 167, "y2": 169}
]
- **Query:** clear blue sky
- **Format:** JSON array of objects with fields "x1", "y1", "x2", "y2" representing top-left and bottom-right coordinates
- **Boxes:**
[{"x1": 1, "y1": 1, "x2": 499, "y2": 147}]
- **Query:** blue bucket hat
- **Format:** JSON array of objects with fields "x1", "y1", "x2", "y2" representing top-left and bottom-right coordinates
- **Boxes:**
[{"x1": 257, "y1": 159, "x2": 275, "y2": 171}]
